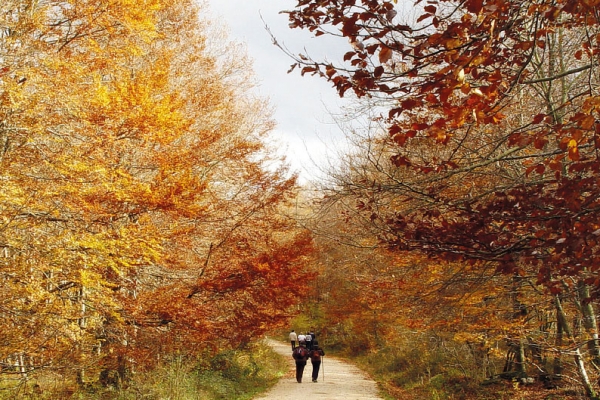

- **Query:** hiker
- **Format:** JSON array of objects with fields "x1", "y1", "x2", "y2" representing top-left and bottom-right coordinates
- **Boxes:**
[
  {"x1": 297, "y1": 332, "x2": 306, "y2": 344},
  {"x1": 304, "y1": 331, "x2": 312, "y2": 349},
  {"x1": 292, "y1": 341, "x2": 310, "y2": 383},
  {"x1": 289, "y1": 329, "x2": 297, "y2": 350},
  {"x1": 309, "y1": 343, "x2": 325, "y2": 383},
  {"x1": 309, "y1": 329, "x2": 316, "y2": 348}
]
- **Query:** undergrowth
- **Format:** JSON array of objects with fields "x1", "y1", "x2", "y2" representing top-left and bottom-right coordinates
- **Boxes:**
[
  {"x1": 0, "y1": 342, "x2": 287, "y2": 400},
  {"x1": 322, "y1": 331, "x2": 589, "y2": 400}
]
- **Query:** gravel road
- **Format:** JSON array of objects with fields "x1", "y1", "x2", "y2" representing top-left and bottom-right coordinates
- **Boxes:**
[{"x1": 255, "y1": 339, "x2": 383, "y2": 400}]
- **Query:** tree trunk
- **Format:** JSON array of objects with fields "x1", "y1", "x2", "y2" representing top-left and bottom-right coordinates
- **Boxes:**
[
  {"x1": 576, "y1": 281, "x2": 600, "y2": 367},
  {"x1": 78, "y1": 286, "x2": 87, "y2": 329},
  {"x1": 76, "y1": 369, "x2": 85, "y2": 386},
  {"x1": 17, "y1": 353, "x2": 27, "y2": 379},
  {"x1": 504, "y1": 276, "x2": 527, "y2": 376},
  {"x1": 528, "y1": 335, "x2": 547, "y2": 379},
  {"x1": 573, "y1": 347, "x2": 598, "y2": 400},
  {"x1": 555, "y1": 295, "x2": 598, "y2": 398},
  {"x1": 553, "y1": 313, "x2": 563, "y2": 377},
  {"x1": 516, "y1": 339, "x2": 526, "y2": 375}
]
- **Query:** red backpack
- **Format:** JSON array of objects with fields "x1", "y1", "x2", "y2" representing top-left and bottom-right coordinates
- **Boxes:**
[
  {"x1": 310, "y1": 349, "x2": 322, "y2": 362},
  {"x1": 292, "y1": 346, "x2": 308, "y2": 360}
]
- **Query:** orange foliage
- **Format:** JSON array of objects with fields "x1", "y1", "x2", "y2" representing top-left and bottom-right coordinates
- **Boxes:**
[{"x1": 0, "y1": 0, "x2": 313, "y2": 386}]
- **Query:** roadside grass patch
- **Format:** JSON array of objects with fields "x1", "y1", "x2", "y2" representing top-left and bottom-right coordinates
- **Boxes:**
[{"x1": 0, "y1": 342, "x2": 286, "y2": 400}]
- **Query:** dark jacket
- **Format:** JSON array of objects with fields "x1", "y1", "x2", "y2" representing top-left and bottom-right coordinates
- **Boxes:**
[{"x1": 310, "y1": 346, "x2": 325, "y2": 362}]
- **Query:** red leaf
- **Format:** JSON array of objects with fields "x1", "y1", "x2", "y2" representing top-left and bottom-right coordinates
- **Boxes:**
[
  {"x1": 342, "y1": 18, "x2": 360, "y2": 37},
  {"x1": 391, "y1": 154, "x2": 411, "y2": 166},
  {"x1": 417, "y1": 13, "x2": 432, "y2": 23},
  {"x1": 392, "y1": 133, "x2": 407, "y2": 146},
  {"x1": 580, "y1": 115, "x2": 596, "y2": 130},
  {"x1": 411, "y1": 123, "x2": 429, "y2": 130},
  {"x1": 301, "y1": 66, "x2": 317, "y2": 76},
  {"x1": 465, "y1": 0, "x2": 484, "y2": 13},
  {"x1": 326, "y1": 66, "x2": 336, "y2": 78},
  {"x1": 526, "y1": 165, "x2": 535, "y2": 176},
  {"x1": 401, "y1": 98, "x2": 420, "y2": 110},
  {"x1": 389, "y1": 108, "x2": 403, "y2": 119},
  {"x1": 379, "y1": 47, "x2": 393, "y2": 64},
  {"x1": 366, "y1": 44, "x2": 379, "y2": 55},
  {"x1": 534, "y1": 137, "x2": 548, "y2": 149},
  {"x1": 535, "y1": 164, "x2": 545, "y2": 174},
  {"x1": 548, "y1": 159, "x2": 562, "y2": 171},
  {"x1": 389, "y1": 124, "x2": 402, "y2": 135},
  {"x1": 425, "y1": 93, "x2": 438, "y2": 103},
  {"x1": 532, "y1": 113, "x2": 546, "y2": 124}
]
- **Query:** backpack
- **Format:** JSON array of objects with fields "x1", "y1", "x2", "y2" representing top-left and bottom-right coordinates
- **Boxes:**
[
  {"x1": 292, "y1": 346, "x2": 308, "y2": 360},
  {"x1": 310, "y1": 349, "x2": 321, "y2": 362}
]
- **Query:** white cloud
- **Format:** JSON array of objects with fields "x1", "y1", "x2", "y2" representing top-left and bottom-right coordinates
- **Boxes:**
[{"x1": 206, "y1": 0, "x2": 350, "y2": 183}]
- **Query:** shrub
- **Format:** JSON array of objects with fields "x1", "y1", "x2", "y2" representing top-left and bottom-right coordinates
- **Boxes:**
[{"x1": 0, "y1": 342, "x2": 286, "y2": 400}]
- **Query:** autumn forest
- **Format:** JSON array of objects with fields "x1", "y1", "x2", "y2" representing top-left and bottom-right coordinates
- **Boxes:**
[{"x1": 1, "y1": 0, "x2": 600, "y2": 399}]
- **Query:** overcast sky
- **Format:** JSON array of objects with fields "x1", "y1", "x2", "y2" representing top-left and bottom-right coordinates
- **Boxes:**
[{"x1": 206, "y1": 0, "x2": 350, "y2": 183}]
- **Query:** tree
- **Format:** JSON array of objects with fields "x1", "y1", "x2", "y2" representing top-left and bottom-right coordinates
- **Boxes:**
[
  {"x1": 285, "y1": 0, "x2": 600, "y2": 395},
  {"x1": 284, "y1": 0, "x2": 600, "y2": 284},
  {"x1": 0, "y1": 0, "x2": 314, "y2": 389}
]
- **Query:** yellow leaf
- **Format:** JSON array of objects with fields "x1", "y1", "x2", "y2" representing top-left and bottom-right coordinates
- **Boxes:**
[{"x1": 568, "y1": 139, "x2": 580, "y2": 160}]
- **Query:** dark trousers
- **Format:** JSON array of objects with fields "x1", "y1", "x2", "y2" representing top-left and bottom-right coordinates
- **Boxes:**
[
  {"x1": 311, "y1": 360, "x2": 321, "y2": 381},
  {"x1": 295, "y1": 360, "x2": 306, "y2": 383},
  {"x1": 291, "y1": 340, "x2": 296, "y2": 350}
]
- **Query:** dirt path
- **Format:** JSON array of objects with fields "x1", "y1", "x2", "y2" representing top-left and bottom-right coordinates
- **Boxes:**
[{"x1": 255, "y1": 339, "x2": 384, "y2": 400}]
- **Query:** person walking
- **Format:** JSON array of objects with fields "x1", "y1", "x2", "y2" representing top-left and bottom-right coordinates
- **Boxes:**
[
  {"x1": 292, "y1": 341, "x2": 310, "y2": 383},
  {"x1": 309, "y1": 344, "x2": 325, "y2": 382},
  {"x1": 289, "y1": 329, "x2": 297, "y2": 350},
  {"x1": 297, "y1": 332, "x2": 306, "y2": 344},
  {"x1": 304, "y1": 331, "x2": 312, "y2": 350}
]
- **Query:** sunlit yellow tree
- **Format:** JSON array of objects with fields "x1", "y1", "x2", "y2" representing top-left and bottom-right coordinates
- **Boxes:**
[{"x1": 0, "y1": 0, "x2": 313, "y2": 387}]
